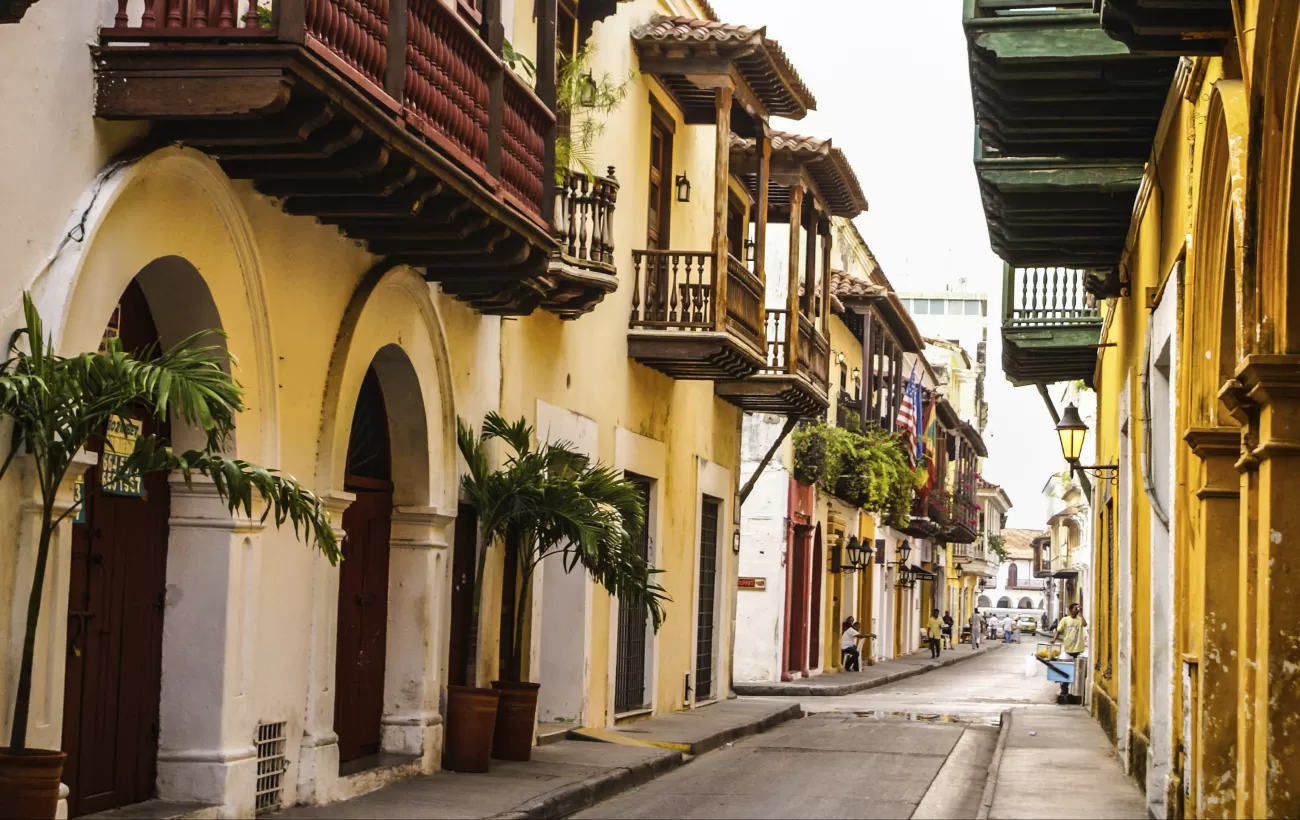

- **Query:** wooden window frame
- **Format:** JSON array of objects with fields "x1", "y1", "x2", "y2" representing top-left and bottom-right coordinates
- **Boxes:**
[{"x1": 646, "y1": 95, "x2": 676, "y2": 250}]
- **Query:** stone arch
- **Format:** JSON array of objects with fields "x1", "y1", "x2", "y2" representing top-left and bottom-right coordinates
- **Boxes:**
[
  {"x1": 302, "y1": 263, "x2": 458, "y2": 801},
  {"x1": 1018, "y1": 597, "x2": 1033, "y2": 610},
  {"x1": 997, "y1": 596, "x2": 1011, "y2": 609},
  {"x1": 1188, "y1": 80, "x2": 1250, "y2": 424},
  {"x1": 33, "y1": 146, "x2": 278, "y2": 463},
  {"x1": 978, "y1": 595, "x2": 991, "y2": 608},
  {"x1": 13, "y1": 147, "x2": 285, "y2": 814},
  {"x1": 1252, "y1": 4, "x2": 1300, "y2": 350}
]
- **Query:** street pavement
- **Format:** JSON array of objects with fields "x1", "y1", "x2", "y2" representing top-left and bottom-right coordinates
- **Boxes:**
[{"x1": 579, "y1": 640, "x2": 1145, "y2": 819}]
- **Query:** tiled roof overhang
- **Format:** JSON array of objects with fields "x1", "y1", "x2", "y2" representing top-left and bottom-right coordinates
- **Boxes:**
[
  {"x1": 632, "y1": 16, "x2": 816, "y2": 121},
  {"x1": 731, "y1": 131, "x2": 867, "y2": 218}
]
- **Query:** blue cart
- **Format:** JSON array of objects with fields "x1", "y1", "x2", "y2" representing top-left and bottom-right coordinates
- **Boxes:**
[{"x1": 1036, "y1": 646, "x2": 1082, "y2": 704}]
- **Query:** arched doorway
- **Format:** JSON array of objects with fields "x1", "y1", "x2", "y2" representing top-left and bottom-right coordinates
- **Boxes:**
[
  {"x1": 997, "y1": 597, "x2": 1011, "y2": 609},
  {"x1": 61, "y1": 280, "x2": 171, "y2": 816},
  {"x1": 334, "y1": 366, "x2": 394, "y2": 764},
  {"x1": 1019, "y1": 598, "x2": 1033, "y2": 609},
  {"x1": 977, "y1": 595, "x2": 991, "y2": 608}
]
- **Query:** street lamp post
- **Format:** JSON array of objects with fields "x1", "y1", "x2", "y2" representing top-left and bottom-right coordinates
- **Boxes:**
[{"x1": 1055, "y1": 403, "x2": 1118, "y2": 480}]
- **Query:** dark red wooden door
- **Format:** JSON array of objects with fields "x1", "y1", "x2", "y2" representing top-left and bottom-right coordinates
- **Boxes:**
[
  {"x1": 62, "y1": 281, "x2": 169, "y2": 817},
  {"x1": 808, "y1": 525, "x2": 823, "y2": 669},
  {"x1": 334, "y1": 486, "x2": 392, "y2": 762},
  {"x1": 786, "y1": 526, "x2": 808, "y2": 677},
  {"x1": 334, "y1": 367, "x2": 392, "y2": 764},
  {"x1": 448, "y1": 504, "x2": 478, "y2": 687}
]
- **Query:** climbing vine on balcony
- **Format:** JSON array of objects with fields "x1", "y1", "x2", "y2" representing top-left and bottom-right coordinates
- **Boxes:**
[
  {"x1": 988, "y1": 533, "x2": 1009, "y2": 561},
  {"x1": 791, "y1": 422, "x2": 925, "y2": 528}
]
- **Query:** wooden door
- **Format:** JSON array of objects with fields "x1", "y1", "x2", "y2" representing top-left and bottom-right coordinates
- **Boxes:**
[
  {"x1": 694, "y1": 498, "x2": 719, "y2": 701},
  {"x1": 334, "y1": 368, "x2": 393, "y2": 764},
  {"x1": 448, "y1": 504, "x2": 478, "y2": 688},
  {"x1": 615, "y1": 479, "x2": 652, "y2": 713},
  {"x1": 62, "y1": 281, "x2": 169, "y2": 817},
  {"x1": 808, "y1": 525, "x2": 822, "y2": 669},
  {"x1": 786, "y1": 526, "x2": 808, "y2": 676}
]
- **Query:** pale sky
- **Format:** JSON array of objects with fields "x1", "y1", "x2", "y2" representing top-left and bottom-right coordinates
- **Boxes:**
[{"x1": 709, "y1": 0, "x2": 1066, "y2": 527}]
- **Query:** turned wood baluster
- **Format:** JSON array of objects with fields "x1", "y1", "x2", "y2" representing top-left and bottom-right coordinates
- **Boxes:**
[
  {"x1": 242, "y1": 0, "x2": 258, "y2": 28},
  {"x1": 668, "y1": 256, "x2": 679, "y2": 323},
  {"x1": 699, "y1": 254, "x2": 710, "y2": 324},
  {"x1": 565, "y1": 174, "x2": 578, "y2": 256},
  {"x1": 114, "y1": 0, "x2": 128, "y2": 26},
  {"x1": 631, "y1": 255, "x2": 642, "y2": 322},
  {"x1": 141, "y1": 0, "x2": 158, "y2": 27},
  {"x1": 194, "y1": 0, "x2": 209, "y2": 26},
  {"x1": 165, "y1": 0, "x2": 183, "y2": 27},
  {"x1": 577, "y1": 174, "x2": 590, "y2": 262},
  {"x1": 216, "y1": 0, "x2": 234, "y2": 27}
]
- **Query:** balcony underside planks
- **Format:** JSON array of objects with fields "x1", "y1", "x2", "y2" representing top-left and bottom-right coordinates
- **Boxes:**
[
  {"x1": 965, "y1": 9, "x2": 1177, "y2": 160},
  {"x1": 94, "y1": 40, "x2": 559, "y2": 316},
  {"x1": 713, "y1": 373, "x2": 828, "y2": 418},
  {"x1": 1098, "y1": 0, "x2": 1234, "y2": 55},
  {"x1": 1002, "y1": 324, "x2": 1102, "y2": 387},
  {"x1": 976, "y1": 159, "x2": 1143, "y2": 268},
  {"x1": 625, "y1": 330, "x2": 765, "y2": 382}
]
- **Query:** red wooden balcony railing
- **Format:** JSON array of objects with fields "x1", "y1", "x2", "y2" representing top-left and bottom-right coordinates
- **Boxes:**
[{"x1": 102, "y1": 0, "x2": 553, "y2": 219}]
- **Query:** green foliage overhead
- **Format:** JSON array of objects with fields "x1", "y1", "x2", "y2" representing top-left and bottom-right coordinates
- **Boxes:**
[
  {"x1": 0, "y1": 292, "x2": 336, "y2": 753},
  {"x1": 791, "y1": 422, "x2": 921, "y2": 529},
  {"x1": 988, "y1": 533, "x2": 1009, "y2": 561},
  {"x1": 556, "y1": 42, "x2": 632, "y2": 182},
  {"x1": 457, "y1": 413, "x2": 668, "y2": 682}
]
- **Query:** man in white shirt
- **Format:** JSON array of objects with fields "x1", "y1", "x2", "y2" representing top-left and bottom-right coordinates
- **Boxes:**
[
  {"x1": 841, "y1": 619, "x2": 863, "y2": 671},
  {"x1": 969, "y1": 609, "x2": 984, "y2": 649}
]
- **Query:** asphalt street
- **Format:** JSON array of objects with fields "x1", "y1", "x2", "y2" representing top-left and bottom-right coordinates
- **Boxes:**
[{"x1": 577, "y1": 641, "x2": 1065, "y2": 820}]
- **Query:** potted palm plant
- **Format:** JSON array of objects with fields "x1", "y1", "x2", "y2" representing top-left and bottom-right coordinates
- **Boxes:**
[
  {"x1": 447, "y1": 414, "x2": 666, "y2": 768},
  {"x1": 0, "y1": 294, "x2": 337, "y2": 819}
]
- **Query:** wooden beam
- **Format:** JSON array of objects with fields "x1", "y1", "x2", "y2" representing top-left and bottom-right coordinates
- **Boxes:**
[
  {"x1": 819, "y1": 220, "x2": 832, "y2": 335},
  {"x1": 754, "y1": 121, "x2": 771, "y2": 296},
  {"x1": 712, "y1": 84, "x2": 733, "y2": 333},
  {"x1": 738, "y1": 415, "x2": 800, "y2": 505},
  {"x1": 785, "y1": 184, "x2": 804, "y2": 376}
]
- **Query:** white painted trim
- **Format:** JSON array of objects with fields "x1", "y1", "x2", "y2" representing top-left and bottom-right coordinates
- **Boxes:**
[{"x1": 609, "y1": 428, "x2": 666, "y2": 724}]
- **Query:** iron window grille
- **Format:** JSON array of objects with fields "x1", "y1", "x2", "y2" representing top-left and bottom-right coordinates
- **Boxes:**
[{"x1": 255, "y1": 721, "x2": 288, "y2": 814}]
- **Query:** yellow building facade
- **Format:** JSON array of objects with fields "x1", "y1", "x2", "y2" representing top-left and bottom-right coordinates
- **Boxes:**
[{"x1": 968, "y1": 2, "x2": 1300, "y2": 817}]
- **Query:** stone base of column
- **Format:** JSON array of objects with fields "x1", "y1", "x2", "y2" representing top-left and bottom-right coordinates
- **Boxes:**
[
  {"x1": 295, "y1": 731, "x2": 339, "y2": 806},
  {"x1": 156, "y1": 744, "x2": 257, "y2": 815},
  {"x1": 381, "y1": 709, "x2": 444, "y2": 769}
]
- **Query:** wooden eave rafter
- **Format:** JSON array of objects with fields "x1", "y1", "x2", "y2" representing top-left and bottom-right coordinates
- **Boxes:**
[
  {"x1": 0, "y1": 0, "x2": 39, "y2": 23},
  {"x1": 730, "y1": 135, "x2": 867, "y2": 219},
  {"x1": 1097, "y1": 0, "x2": 1234, "y2": 55},
  {"x1": 631, "y1": 16, "x2": 815, "y2": 121}
]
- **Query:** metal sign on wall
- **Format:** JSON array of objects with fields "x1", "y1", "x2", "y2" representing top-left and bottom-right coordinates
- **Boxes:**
[
  {"x1": 101, "y1": 414, "x2": 144, "y2": 497},
  {"x1": 737, "y1": 577, "x2": 767, "y2": 591}
]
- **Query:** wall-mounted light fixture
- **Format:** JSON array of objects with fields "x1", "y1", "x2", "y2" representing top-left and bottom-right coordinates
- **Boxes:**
[
  {"x1": 732, "y1": 528, "x2": 741, "y2": 555},
  {"x1": 675, "y1": 173, "x2": 691, "y2": 203},
  {"x1": 745, "y1": 238, "x2": 756, "y2": 262}
]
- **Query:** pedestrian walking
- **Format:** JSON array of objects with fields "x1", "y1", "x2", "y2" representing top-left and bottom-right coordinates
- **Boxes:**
[
  {"x1": 928, "y1": 609, "x2": 943, "y2": 658},
  {"x1": 969, "y1": 608, "x2": 984, "y2": 649},
  {"x1": 841, "y1": 617, "x2": 864, "y2": 672},
  {"x1": 942, "y1": 610, "x2": 954, "y2": 649}
]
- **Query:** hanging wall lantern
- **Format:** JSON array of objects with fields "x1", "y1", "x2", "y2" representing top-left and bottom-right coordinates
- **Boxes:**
[{"x1": 675, "y1": 173, "x2": 691, "y2": 203}]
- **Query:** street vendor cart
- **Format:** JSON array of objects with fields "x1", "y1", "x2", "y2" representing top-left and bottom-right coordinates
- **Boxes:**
[{"x1": 1036, "y1": 643, "x2": 1086, "y2": 704}]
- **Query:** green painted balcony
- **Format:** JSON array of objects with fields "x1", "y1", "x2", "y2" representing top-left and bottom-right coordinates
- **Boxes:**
[
  {"x1": 1097, "y1": 0, "x2": 1234, "y2": 55},
  {"x1": 1001, "y1": 264, "x2": 1103, "y2": 387}
]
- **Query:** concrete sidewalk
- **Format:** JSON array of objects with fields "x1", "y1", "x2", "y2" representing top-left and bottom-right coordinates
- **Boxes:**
[
  {"x1": 276, "y1": 700, "x2": 801, "y2": 819},
  {"x1": 733, "y1": 642, "x2": 1003, "y2": 697},
  {"x1": 984, "y1": 708, "x2": 1146, "y2": 819}
]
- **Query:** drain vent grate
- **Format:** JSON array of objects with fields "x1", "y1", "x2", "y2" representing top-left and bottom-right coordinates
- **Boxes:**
[{"x1": 255, "y1": 720, "x2": 288, "y2": 814}]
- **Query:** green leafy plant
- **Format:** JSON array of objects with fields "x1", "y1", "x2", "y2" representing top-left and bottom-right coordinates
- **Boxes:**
[
  {"x1": 556, "y1": 42, "x2": 631, "y2": 182},
  {"x1": 988, "y1": 533, "x2": 1009, "y2": 562},
  {"x1": 0, "y1": 293, "x2": 336, "y2": 753},
  {"x1": 791, "y1": 422, "x2": 917, "y2": 528},
  {"x1": 502, "y1": 38, "x2": 537, "y2": 82},
  {"x1": 457, "y1": 413, "x2": 667, "y2": 682}
]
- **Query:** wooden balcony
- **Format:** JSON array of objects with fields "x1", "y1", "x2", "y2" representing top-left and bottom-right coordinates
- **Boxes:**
[
  {"x1": 1098, "y1": 0, "x2": 1234, "y2": 55},
  {"x1": 539, "y1": 167, "x2": 619, "y2": 318},
  {"x1": 715, "y1": 307, "x2": 830, "y2": 417},
  {"x1": 95, "y1": 0, "x2": 560, "y2": 316},
  {"x1": 1002, "y1": 265, "x2": 1103, "y2": 386},
  {"x1": 627, "y1": 250, "x2": 766, "y2": 380}
]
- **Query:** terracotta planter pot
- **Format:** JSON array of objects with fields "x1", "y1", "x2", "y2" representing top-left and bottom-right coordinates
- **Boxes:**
[
  {"x1": 0, "y1": 748, "x2": 65, "y2": 820},
  {"x1": 490, "y1": 680, "x2": 540, "y2": 761},
  {"x1": 443, "y1": 686, "x2": 500, "y2": 773}
]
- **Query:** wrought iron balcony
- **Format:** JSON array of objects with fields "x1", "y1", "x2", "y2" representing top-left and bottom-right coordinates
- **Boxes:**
[
  {"x1": 1097, "y1": 0, "x2": 1234, "y2": 55},
  {"x1": 1002, "y1": 265, "x2": 1103, "y2": 386},
  {"x1": 627, "y1": 250, "x2": 766, "y2": 380},
  {"x1": 541, "y1": 167, "x2": 620, "y2": 318},
  {"x1": 96, "y1": 0, "x2": 560, "y2": 316},
  {"x1": 714, "y1": 307, "x2": 830, "y2": 417}
]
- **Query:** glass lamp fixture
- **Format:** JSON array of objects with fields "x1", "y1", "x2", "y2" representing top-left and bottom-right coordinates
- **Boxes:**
[{"x1": 675, "y1": 173, "x2": 691, "y2": 203}]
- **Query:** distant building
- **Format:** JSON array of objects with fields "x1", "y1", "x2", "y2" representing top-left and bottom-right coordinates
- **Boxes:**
[{"x1": 897, "y1": 289, "x2": 989, "y2": 356}]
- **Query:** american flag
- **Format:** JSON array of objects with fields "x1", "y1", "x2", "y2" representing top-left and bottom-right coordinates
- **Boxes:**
[{"x1": 897, "y1": 381, "x2": 916, "y2": 432}]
